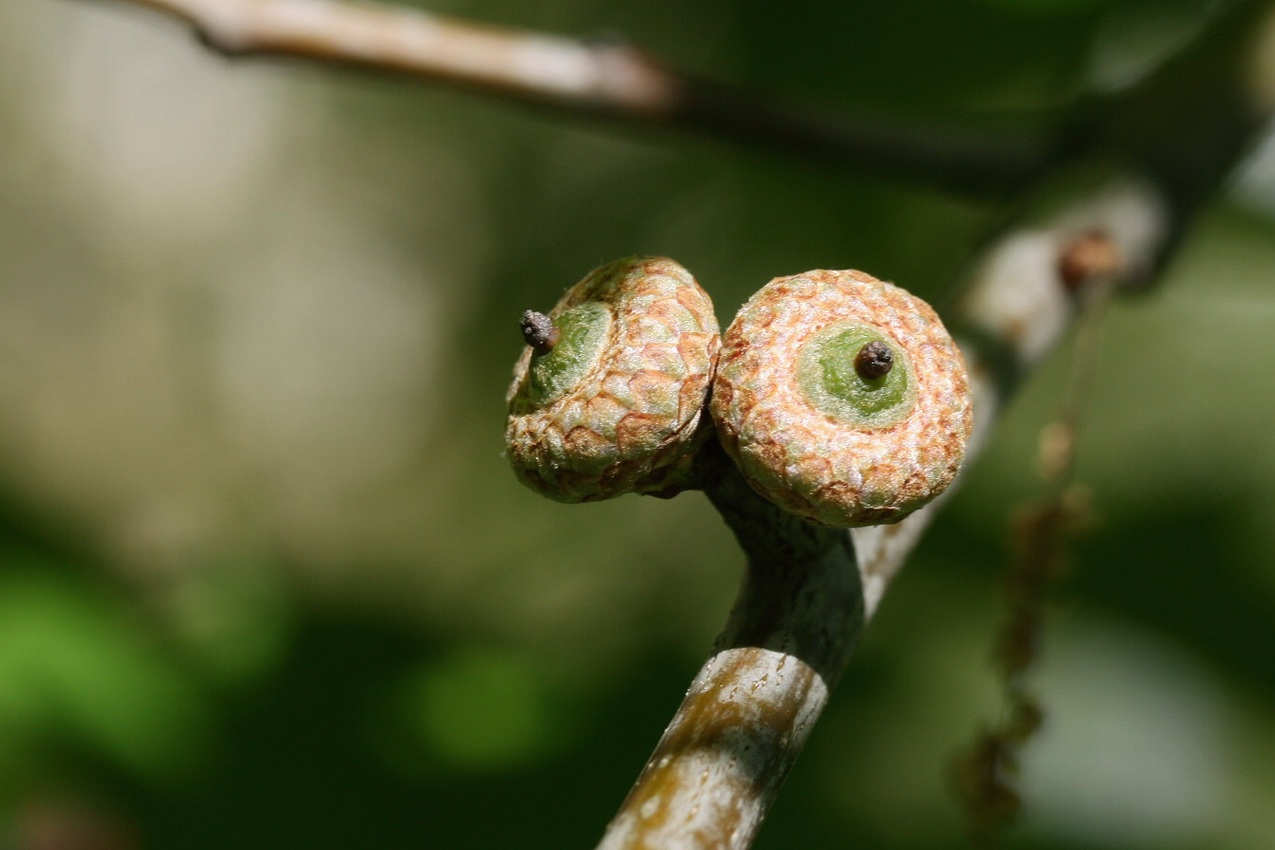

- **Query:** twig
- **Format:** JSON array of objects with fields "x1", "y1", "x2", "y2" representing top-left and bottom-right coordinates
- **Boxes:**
[
  {"x1": 593, "y1": 4, "x2": 1275, "y2": 835},
  {"x1": 108, "y1": 0, "x2": 1058, "y2": 194},
  {"x1": 595, "y1": 174, "x2": 1172, "y2": 850},
  {"x1": 126, "y1": 0, "x2": 678, "y2": 110},
  {"x1": 598, "y1": 441, "x2": 857, "y2": 849},
  {"x1": 598, "y1": 0, "x2": 1275, "y2": 821},
  {"x1": 605, "y1": 0, "x2": 1275, "y2": 818}
]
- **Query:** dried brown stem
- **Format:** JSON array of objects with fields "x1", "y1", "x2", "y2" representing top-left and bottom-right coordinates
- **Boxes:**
[
  {"x1": 112, "y1": 0, "x2": 1055, "y2": 194},
  {"x1": 955, "y1": 292, "x2": 1114, "y2": 845},
  {"x1": 127, "y1": 0, "x2": 677, "y2": 110}
]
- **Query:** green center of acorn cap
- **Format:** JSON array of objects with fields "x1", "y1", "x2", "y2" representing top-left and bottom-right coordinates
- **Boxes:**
[
  {"x1": 797, "y1": 323, "x2": 916, "y2": 428},
  {"x1": 526, "y1": 302, "x2": 612, "y2": 406}
]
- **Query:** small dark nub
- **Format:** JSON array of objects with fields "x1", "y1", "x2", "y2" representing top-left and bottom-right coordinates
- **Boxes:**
[
  {"x1": 855, "y1": 340, "x2": 894, "y2": 380},
  {"x1": 521, "y1": 310, "x2": 560, "y2": 355}
]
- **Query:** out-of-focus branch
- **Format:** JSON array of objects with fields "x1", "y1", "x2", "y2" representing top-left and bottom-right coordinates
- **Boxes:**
[
  {"x1": 111, "y1": 0, "x2": 1058, "y2": 194},
  {"x1": 127, "y1": 0, "x2": 678, "y2": 110}
]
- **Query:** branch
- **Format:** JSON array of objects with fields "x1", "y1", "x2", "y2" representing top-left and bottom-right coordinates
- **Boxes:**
[
  {"x1": 597, "y1": 446, "x2": 858, "y2": 849},
  {"x1": 595, "y1": 2, "x2": 1275, "y2": 844},
  {"x1": 595, "y1": 174, "x2": 1171, "y2": 850},
  {"x1": 110, "y1": 0, "x2": 1057, "y2": 194}
]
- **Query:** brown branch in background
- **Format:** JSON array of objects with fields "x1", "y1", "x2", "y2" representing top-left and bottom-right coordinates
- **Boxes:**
[
  {"x1": 128, "y1": 0, "x2": 678, "y2": 109},
  {"x1": 116, "y1": 0, "x2": 1059, "y2": 194}
]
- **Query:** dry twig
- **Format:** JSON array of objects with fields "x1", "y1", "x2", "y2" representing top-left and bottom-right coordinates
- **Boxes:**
[{"x1": 118, "y1": 0, "x2": 1057, "y2": 193}]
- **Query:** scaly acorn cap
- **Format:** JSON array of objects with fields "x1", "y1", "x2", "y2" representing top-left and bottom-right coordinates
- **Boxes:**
[
  {"x1": 711, "y1": 269, "x2": 972, "y2": 527},
  {"x1": 506, "y1": 257, "x2": 721, "y2": 502}
]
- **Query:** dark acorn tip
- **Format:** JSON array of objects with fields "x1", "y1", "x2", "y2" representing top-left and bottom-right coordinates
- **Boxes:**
[
  {"x1": 520, "y1": 310, "x2": 560, "y2": 355},
  {"x1": 854, "y1": 340, "x2": 894, "y2": 380}
]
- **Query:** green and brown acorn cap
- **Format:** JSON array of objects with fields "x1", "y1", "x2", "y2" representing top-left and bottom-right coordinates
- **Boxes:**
[
  {"x1": 506, "y1": 257, "x2": 720, "y2": 502},
  {"x1": 711, "y1": 269, "x2": 972, "y2": 527}
]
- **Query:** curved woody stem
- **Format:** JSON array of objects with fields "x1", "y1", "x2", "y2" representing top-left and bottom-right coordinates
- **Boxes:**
[{"x1": 598, "y1": 441, "x2": 858, "y2": 849}]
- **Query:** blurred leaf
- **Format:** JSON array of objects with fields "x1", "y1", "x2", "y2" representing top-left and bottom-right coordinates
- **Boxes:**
[
  {"x1": 0, "y1": 557, "x2": 208, "y2": 786},
  {"x1": 403, "y1": 646, "x2": 564, "y2": 771}
]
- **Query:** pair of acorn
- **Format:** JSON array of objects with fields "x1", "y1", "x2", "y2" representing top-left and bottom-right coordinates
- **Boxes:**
[{"x1": 505, "y1": 257, "x2": 973, "y2": 528}]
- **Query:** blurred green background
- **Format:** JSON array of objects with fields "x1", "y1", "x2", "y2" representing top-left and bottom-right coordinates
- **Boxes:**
[{"x1": 2, "y1": 0, "x2": 1274, "y2": 847}]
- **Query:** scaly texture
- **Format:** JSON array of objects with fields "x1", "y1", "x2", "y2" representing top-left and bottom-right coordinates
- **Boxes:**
[
  {"x1": 506, "y1": 257, "x2": 720, "y2": 502},
  {"x1": 711, "y1": 270, "x2": 972, "y2": 527}
]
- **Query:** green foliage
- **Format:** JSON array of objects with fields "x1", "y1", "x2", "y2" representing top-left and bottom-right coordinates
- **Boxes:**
[
  {"x1": 0, "y1": 556, "x2": 207, "y2": 790},
  {"x1": 403, "y1": 646, "x2": 563, "y2": 770}
]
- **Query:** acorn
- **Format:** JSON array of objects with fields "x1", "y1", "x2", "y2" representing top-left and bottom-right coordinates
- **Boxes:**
[
  {"x1": 506, "y1": 257, "x2": 720, "y2": 502},
  {"x1": 711, "y1": 269, "x2": 972, "y2": 527}
]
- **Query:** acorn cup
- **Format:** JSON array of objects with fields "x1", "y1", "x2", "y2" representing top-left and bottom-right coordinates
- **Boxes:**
[
  {"x1": 711, "y1": 269, "x2": 973, "y2": 527},
  {"x1": 505, "y1": 257, "x2": 721, "y2": 502}
]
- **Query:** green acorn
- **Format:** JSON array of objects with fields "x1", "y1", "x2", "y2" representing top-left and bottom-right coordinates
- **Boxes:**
[
  {"x1": 506, "y1": 257, "x2": 720, "y2": 502},
  {"x1": 711, "y1": 269, "x2": 972, "y2": 527}
]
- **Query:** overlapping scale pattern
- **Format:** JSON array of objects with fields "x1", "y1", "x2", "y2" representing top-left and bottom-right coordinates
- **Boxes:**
[
  {"x1": 506, "y1": 257, "x2": 720, "y2": 502},
  {"x1": 711, "y1": 269, "x2": 972, "y2": 527}
]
